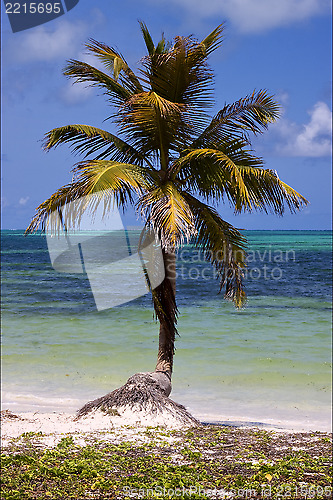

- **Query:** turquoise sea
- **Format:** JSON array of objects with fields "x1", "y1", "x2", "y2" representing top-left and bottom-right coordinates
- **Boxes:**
[{"x1": 1, "y1": 230, "x2": 332, "y2": 430}]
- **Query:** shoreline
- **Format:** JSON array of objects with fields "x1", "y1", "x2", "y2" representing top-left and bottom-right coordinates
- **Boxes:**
[
  {"x1": 2, "y1": 388, "x2": 332, "y2": 435},
  {"x1": 1, "y1": 394, "x2": 332, "y2": 434},
  {"x1": 1, "y1": 408, "x2": 332, "y2": 451}
]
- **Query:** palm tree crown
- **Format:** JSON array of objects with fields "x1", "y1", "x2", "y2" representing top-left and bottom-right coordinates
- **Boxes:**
[{"x1": 27, "y1": 22, "x2": 308, "y2": 314}]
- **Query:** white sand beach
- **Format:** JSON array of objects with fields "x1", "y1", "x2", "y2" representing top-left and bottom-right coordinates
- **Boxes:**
[{"x1": 2, "y1": 406, "x2": 331, "y2": 451}]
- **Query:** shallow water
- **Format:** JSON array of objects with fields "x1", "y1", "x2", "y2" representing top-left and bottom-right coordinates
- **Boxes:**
[{"x1": 1, "y1": 230, "x2": 332, "y2": 430}]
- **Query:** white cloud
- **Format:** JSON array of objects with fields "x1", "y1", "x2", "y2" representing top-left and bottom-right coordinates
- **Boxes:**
[
  {"x1": 7, "y1": 19, "x2": 87, "y2": 62},
  {"x1": 166, "y1": 0, "x2": 330, "y2": 33},
  {"x1": 275, "y1": 91, "x2": 290, "y2": 108},
  {"x1": 5, "y1": 8, "x2": 106, "y2": 63},
  {"x1": 19, "y1": 196, "x2": 30, "y2": 206},
  {"x1": 274, "y1": 101, "x2": 332, "y2": 157},
  {"x1": 60, "y1": 80, "x2": 94, "y2": 104},
  {"x1": 4, "y1": 11, "x2": 107, "y2": 103}
]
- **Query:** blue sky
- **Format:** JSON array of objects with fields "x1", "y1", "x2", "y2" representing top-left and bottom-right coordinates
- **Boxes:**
[{"x1": 1, "y1": 0, "x2": 332, "y2": 230}]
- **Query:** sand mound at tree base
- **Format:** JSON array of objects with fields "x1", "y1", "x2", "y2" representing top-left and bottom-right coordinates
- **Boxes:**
[{"x1": 76, "y1": 372, "x2": 199, "y2": 428}]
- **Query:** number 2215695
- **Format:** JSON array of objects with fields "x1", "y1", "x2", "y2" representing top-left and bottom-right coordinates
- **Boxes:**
[{"x1": 5, "y1": 3, "x2": 62, "y2": 14}]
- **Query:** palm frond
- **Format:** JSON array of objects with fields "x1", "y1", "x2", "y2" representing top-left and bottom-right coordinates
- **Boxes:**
[
  {"x1": 26, "y1": 161, "x2": 153, "y2": 233},
  {"x1": 64, "y1": 60, "x2": 132, "y2": 104},
  {"x1": 117, "y1": 91, "x2": 190, "y2": 163},
  {"x1": 198, "y1": 24, "x2": 225, "y2": 56},
  {"x1": 191, "y1": 90, "x2": 280, "y2": 148},
  {"x1": 84, "y1": 39, "x2": 143, "y2": 93},
  {"x1": 155, "y1": 34, "x2": 170, "y2": 55},
  {"x1": 138, "y1": 182, "x2": 195, "y2": 248},
  {"x1": 71, "y1": 159, "x2": 154, "y2": 194},
  {"x1": 43, "y1": 124, "x2": 154, "y2": 167},
  {"x1": 183, "y1": 193, "x2": 247, "y2": 308},
  {"x1": 130, "y1": 91, "x2": 185, "y2": 117},
  {"x1": 26, "y1": 182, "x2": 93, "y2": 234},
  {"x1": 152, "y1": 248, "x2": 178, "y2": 371},
  {"x1": 140, "y1": 34, "x2": 215, "y2": 112},
  {"x1": 185, "y1": 23, "x2": 224, "y2": 69},
  {"x1": 173, "y1": 143, "x2": 308, "y2": 214},
  {"x1": 172, "y1": 144, "x2": 264, "y2": 203},
  {"x1": 139, "y1": 21, "x2": 156, "y2": 56}
]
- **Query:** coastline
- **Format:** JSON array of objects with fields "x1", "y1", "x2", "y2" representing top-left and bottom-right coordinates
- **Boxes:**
[
  {"x1": 2, "y1": 388, "x2": 332, "y2": 435},
  {"x1": 1, "y1": 406, "x2": 332, "y2": 450}
]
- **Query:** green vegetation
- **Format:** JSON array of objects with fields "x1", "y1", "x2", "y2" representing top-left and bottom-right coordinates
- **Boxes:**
[{"x1": 1, "y1": 426, "x2": 332, "y2": 499}]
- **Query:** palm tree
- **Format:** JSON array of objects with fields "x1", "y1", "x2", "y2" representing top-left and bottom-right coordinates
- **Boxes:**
[{"x1": 26, "y1": 23, "x2": 307, "y2": 420}]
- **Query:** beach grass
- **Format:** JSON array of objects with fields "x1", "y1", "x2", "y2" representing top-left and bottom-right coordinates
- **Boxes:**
[{"x1": 1, "y1": 425, "x2": 332, "y2": 500}]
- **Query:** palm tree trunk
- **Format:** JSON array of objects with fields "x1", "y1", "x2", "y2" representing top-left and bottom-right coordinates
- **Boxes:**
[
  {"x1": 77, "y1": 251, "x2": 182, "y2": 417},
  {"x1": 77, "y1": 248, "x2": 200, "y2": 420},
  {"x1": 154, "y1": 249, "x2": 177, "y2": 378}
]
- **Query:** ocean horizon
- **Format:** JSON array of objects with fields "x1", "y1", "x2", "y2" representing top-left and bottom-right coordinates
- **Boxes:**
[{"x1": 1, "y1": 229, "x2": 332, "y2": 431}]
